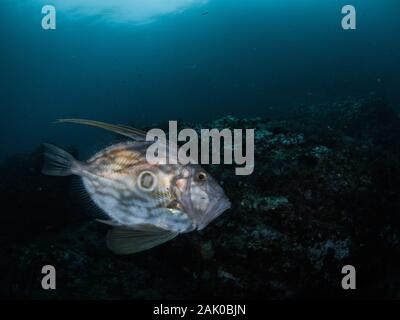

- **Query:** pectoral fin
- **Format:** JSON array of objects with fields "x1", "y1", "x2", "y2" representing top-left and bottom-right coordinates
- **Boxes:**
[{"x1": 106, "y1": 224, "x2": 178, "y2": 255}]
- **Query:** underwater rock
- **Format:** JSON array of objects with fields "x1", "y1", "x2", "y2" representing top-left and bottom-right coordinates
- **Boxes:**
[
  {"x1": 217, "y1": 268, "x2": 240, "y2": 284},
  {"x1": 1, "y1": 96, "x2": 400, "y2": 299},
  {"x1": 311, "y1": 145, "x2": 331, "y2": 159},
  {"x1": 264, "y1": 196, "x2": 290, "y2": 210},
  {"x1": 307, "y1": 239, "x2": 351, "y2": 271},
  {"x1": 291, "y1": 96, "x2": 400, "y2": 150},
  {"x1": 251, "y1": 226, "x2": 283, "y2": 241},
  {"x1": 241, "y1": 195, "x2": 290, "y2": 212},
  {"x1": 200, "y1": 241, "x2": 215, "y2": 261}
]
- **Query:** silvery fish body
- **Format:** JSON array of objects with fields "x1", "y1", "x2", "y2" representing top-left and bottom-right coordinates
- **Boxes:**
[{"x1": 42, "y1": 119, "x2": 231, "y2": 254}]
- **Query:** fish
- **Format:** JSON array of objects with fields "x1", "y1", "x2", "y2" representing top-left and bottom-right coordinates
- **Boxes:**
[{"x1": 42, "y1": 119, "x2": 231, "y2": 254}]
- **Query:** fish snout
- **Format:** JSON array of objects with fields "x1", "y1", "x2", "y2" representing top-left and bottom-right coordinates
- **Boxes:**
[{"x1": 197, "y1": 195, "x2": 231, "y2": 230}]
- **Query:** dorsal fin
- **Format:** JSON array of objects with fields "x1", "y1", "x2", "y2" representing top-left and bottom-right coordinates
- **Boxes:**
[{"x1": 56, "y1": 118, "x2": 148, "y2": 141}]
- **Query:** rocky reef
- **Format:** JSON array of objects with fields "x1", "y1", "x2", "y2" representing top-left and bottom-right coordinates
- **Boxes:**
[{"x1": 1, "y1": 96, "x2": 400, "y2": 299}]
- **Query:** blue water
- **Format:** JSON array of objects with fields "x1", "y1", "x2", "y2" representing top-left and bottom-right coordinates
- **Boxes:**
[{"x1": 0, "y1": 0, "x2": 399, "y2": 158}]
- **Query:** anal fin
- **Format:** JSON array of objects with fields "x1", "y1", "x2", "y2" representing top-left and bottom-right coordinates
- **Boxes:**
[
  {"x1": 96, "y1": 219, "x2": 121, "y2": 227},
  {"x1": 106, "y1": 224, "x2": 178, "y2": 255}
]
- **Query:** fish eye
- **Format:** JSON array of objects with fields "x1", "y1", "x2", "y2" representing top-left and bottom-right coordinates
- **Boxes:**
[
  {"x1": 138, "y1": 171, "x2": 157, "y2": 191},
  {"x1": 196, "y1": 171, "x2": 207, "y2": 182}
]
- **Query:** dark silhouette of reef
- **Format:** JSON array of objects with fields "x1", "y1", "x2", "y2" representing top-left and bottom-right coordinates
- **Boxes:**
[{"x1": 1, "y1": 96, "x2": 400, "y2": 299}]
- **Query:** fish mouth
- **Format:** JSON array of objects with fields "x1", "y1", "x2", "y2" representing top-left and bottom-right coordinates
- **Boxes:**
[{"x1": 197, "y1": 197, "x2": 231, "y2": 231}]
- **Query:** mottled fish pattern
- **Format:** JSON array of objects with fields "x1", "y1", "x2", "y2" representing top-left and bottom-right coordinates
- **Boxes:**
[{"x1": 42, "y1": 119, "x2": 231, "y2": 254}]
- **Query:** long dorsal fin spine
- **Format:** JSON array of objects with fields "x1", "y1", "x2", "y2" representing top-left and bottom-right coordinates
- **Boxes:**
[{"x1": 56, "y1": 118, "x2": 148, "y2": 141}]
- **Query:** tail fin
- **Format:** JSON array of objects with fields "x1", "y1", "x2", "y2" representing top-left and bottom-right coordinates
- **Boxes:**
[{"x1": 42, "y1": 143, "x2": 78, "y2": 176}]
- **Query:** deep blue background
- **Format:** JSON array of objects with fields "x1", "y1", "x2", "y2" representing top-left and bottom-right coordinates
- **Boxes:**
[{"x1": 0, "y1": 0, "x2": 399, "y2": 158}]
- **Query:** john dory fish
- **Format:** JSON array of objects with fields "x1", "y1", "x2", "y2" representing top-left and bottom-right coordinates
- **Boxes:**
[{"x1": 42, "y1": 119, "x2": 231, "y2": 254}]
